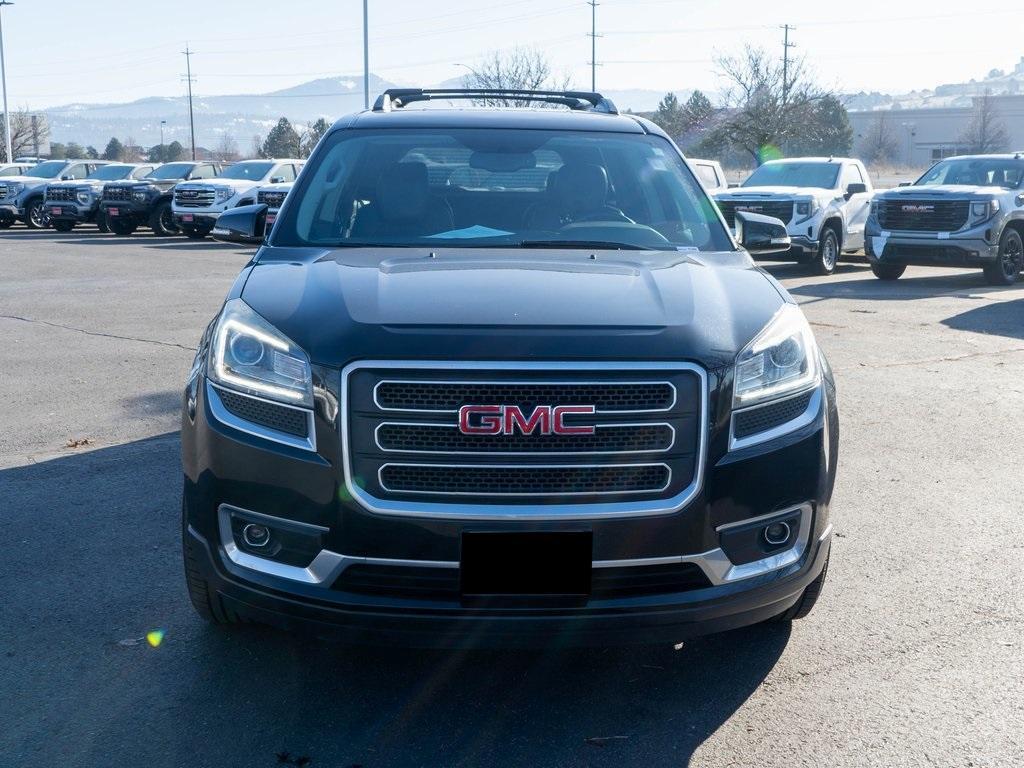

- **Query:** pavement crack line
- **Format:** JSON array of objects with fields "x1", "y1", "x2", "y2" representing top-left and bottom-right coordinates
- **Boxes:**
[
  {"x1": 847, "y1": 346, "x2": 1024, "y2": 369},
  {"x1": 0, "y1": 314, "x2": 197, "y2": 352}
]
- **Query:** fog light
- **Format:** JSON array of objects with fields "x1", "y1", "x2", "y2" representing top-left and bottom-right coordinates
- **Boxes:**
[
  {"x1": 763, "y1": 521, "x2": 791, "y2": 546},
  {"x1": 242, "y1": 523, "x2": 271, "y2": 548}
]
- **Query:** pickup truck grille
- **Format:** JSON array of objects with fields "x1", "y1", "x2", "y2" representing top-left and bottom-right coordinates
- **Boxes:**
[
  {"x1": 0, "y1": 184, "x2": 9, "y2": 201},
  {"x1": 257, "y1": 190, "x2": 287, "y2": 208},
  {"x1": 103, "y1": 186, "x2": 133, "y2": 202},
  {"x1": 715, "y1": 200, "x2": 794, "y2": 228},
  {"x1": 46, "y1": 187, "x2": 77, "y2": 202},
  {"x1": 345, "y1": 364, "x2": 704, "y2": 514},
  {"x1": 876, "y1": 199, "x2": 969, "y2": 232},
  {"x1": 174, "y1": 187, "x2": 215, "y2": 208}
]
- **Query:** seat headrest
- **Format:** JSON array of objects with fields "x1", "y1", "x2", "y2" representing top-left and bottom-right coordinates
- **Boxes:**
[
  {"x1": 376, "y1": 162, "x2": 430, "y2": 220},
  {"x1": 555, "y1": 163, "x2": 610, "y2": 214}
]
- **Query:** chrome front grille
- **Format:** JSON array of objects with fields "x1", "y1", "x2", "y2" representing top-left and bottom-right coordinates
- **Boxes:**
[
  {"x1": 46, "y1": 187, "x2": 77, "y2": 202},
  {"x1": 0, "y1": 184, "x2": 11, "y2": 201},
  {"x1": 174, "y1": 187, "x2": 215, "y2": 208},
  {"x1": 103, "y1": 186, "x2": 133, "y2": 202},
  {"x1": 716, "y1": 199, "x2": 795, "y2": 228},
  {"x1": 342, "y1": 361, "x2": 706, "y2": 519},
  {"x1": 257, "y1": 190, "x2": 287, "y2": 208}
]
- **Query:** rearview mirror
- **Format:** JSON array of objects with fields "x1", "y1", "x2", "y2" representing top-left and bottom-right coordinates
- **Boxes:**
[
  {"x1": 211, "y1": 204, "x2": 268, "y2": 245},
  {"x1": 845, "y1": 182, "x2": 867, "y2": 199},
  {"x1": 734, "y1": 210, "x2": 791, "y2": 255}
]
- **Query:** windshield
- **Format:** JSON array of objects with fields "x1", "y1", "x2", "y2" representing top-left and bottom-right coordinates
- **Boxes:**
[
  {"x1": 743, "y1": 162, "x2": 840, "y2": 189},
  {"x1": 24, "y1": 161, "x2": 67, "y2": 179},
  {"x1": 219, "y1": 161, "x2": 274, "y2": 181},
  {"x1": 915, "y1": 158, "x2": 1024, "y2": 188},
  {"x1": 146, "y1": 162, "x2": 194, "y2": 180},
  {"x1": 88, "y1": 165, "x2": 134, "y2": 181},
  {"x1": 274, "y1": 128, "x2": 732, "y2": 252}
]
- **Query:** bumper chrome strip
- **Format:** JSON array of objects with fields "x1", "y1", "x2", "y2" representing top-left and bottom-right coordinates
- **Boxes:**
[{"x1": 218, "y1": 502, "x2": 817, "y2": 589}]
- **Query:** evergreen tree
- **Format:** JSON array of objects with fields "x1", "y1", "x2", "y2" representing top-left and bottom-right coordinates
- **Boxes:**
[
  {"x1": 261, "y1": 118, "x2": 301, "y2": 158},
  {"x1": 102, "y1": 137, "x2": 123, "y2": 161}
]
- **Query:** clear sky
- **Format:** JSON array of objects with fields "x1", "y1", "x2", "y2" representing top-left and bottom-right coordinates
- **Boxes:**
[{"x1": 2, "y1": 0, "x2": 1023, "y2": 109}]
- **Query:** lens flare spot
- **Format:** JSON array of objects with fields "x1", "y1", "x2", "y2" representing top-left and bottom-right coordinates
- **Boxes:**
[
  {"x1": 146, "y1": 629, "x2": 165, "y2": 647},
  {"x1": 758, "y1": 144, "x2": 783, "y2": 164}
]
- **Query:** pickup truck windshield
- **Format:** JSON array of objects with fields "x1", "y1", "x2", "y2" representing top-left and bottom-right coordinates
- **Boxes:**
[
  {"x1": 24, "y1": 161, "x2": 66, "y2": 179},
  {"x1": 275, "y1": 128, "x2": 733, "y2": 252},
  {"x1": 915, "y1": 158, "x2": 1024, "y2": 188},
  {"x1": 147, "y1": 162, "x2": 196, "y2": 180},
  {"x1": 743, "y1": 162, "x2": 840, "y2": 189},
  {"x1": 219, "y1": 162, "x2": 274, "y2": 180},
  {"x1": 88, "y1": 165, "x2": 134, "y2": 181}
]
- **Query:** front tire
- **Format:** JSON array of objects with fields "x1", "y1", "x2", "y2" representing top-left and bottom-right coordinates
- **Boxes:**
[
  {"x1": 772, "y1": 554, "x2": 829, "y2": 622},
  {"x1": 25, "y1": 197, "x2": 48, "y2": 229},
  {"x1": 870, "y1": 262, "x2": 906, "y2": 281},
  {"x1": 811, "y1": 228, "x2": 839, "y2": 276},
  {"x1": 96, "y1": 212, "x2": 110, "y2": 234},
  {"x1": 52, "y1": 220, "x2": 75, "y2": 233},
  {"x1": 983, "y1": 228, "x2": 1024, "y2": 286},
  {"x1": 108, "y1": 218, "x2": 137, "y2": 236},
  {"x1": 182, "y1": 496, "x2": 238, "y2": 626},
  {"x1": 149, "y1": 201, "x2": 179, "y2": 237}
]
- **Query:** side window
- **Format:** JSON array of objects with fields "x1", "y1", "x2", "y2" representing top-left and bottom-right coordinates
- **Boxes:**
[
  {"x1": 67, "y1": 164, "x2": 90, "y2": 179},
  {"x1": 274, "y1": 164, "x2": 296, "y2": 182},
  {"x1": 694, "y1": 163, "x2": 719, "y2": 189},
  {"x1": 132, "y1": 166, "x2": 153, "y2": 179},
  {"x1": 841, "y1": 164, "x2": 864, "y2": 190},
  {"x1": 190, "y1": 164, "x2": 215, "y2": 179}
]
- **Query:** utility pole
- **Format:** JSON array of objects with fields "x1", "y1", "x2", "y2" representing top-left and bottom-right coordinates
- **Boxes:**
[
  {"x1": 781, "y1": 24, "x2": 796, "y2": 104},
  {"x1": 160, "y1": 119, "x2": 166, "y2": 151},
  {"x1": 0, "y1": 1, "x2": 14, "y2": 164},
  {"x1": 182, "y1": 46, "x2": 196, "y2": 160},
  {"x1": 586, "y1": 0, "x2": 599, "y2": 92},
  {"x1": 362, "y1": 0, "x2": 369, "y2": 109}
]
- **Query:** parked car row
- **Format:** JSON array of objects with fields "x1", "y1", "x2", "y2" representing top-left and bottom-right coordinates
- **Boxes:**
[
  {"x1": 705, "y1": 153, "x2": 1024, "y2": 285},
  {"x1": 0, "y1": 157, "x2": 301, "y2": 240}
]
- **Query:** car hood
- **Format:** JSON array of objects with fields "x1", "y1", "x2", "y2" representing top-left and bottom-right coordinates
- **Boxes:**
[
  {"x1": 0, "y1": 175, "x2": 51, "y2": 187},
  {"x1": 876, "y1": 184, "x2": 1009, "y2": 198},
  {"x1": 237, "y1": 248, "x2": 788, "y2": 369},
  {"x1": 110, "y1": 179, "x2": 180, "y2": 190},
  {"x1": 48, "y1": 178, "x2": 114, "y2": 190},
  {"x1": 717, "y1": 185, "x2": 836, "y2": 199},
  {"x1": 177, "y1": 179, "x2": 258, "y2": 192}
]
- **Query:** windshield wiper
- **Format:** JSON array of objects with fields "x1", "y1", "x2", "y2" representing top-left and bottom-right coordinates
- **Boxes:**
[{"x1": 516, "y1": 239, "x2": 655, "y2": 251}]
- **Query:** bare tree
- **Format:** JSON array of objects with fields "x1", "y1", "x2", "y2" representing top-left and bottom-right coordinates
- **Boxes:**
[
  {"x1": 858, "y1": 111, "x2": 900, "y2": 164},
  {"x1": 0, "y1": 108, "x2": 50, "y2": 161},
  {"x1": 462, "y1": 47, "x2": 571, "y2": 107},
  {"x1": 250, "y1": 134, "x2": 264, "y2": 159},
  {"x1": 215, "y1": 133, "x2": 240, "y2": 162},
  {"x1": 713, "y1": 45, "x2": 823, "y2": 164},
  {"x1": 121, "y1": 137, "x2": 143, "y2": 163},
  {"x1": 958, "y1": 89, "x2": 1010, "y2": 154}
]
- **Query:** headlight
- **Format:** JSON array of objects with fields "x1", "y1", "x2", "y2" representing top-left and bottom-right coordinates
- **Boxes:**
[
  {"x1": 734, "y1": 304, "x2": 820, "y2": 408},
  {"x1": 213, "y1": 186, "x2": 234, "y2": 203},
  {"x1": 132, "y1": 189, "x2": 151, "y2": 202},
  {"x1": 76, "y1": 189, "x2": 92, "y2": 204},
  {"x1": 7, "y1": 181, "x2": 24, "y2": 195},
  {"x1": 795, "y1": 198, "x2": 819, "y2": 218},
  {"x1": 970, "y1": 199, "x2": 999, "y2": 221},
  {"x1": 207, "y1": 299, "x2": 312, "y2": 407}
]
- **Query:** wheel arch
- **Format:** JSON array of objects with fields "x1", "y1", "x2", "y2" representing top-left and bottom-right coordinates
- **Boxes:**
[{"x1": 821, "y1": 215, "x2": 844, "y2": 249}]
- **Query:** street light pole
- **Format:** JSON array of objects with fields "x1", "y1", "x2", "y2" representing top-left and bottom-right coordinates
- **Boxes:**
[
  {"x1": 160, "y1": 120, "x2": 166, "y2": 149},
  {"x1": 362, "y1": 0, "x2": 369, "y2": 110},
  {"x1": 0, "y1": 1, "x2": 14, "y2": 164}
]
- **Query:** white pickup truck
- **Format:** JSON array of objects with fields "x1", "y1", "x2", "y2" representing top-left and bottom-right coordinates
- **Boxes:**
[
  {"x1": 171, "y1": 158, "x2": 303, "y2": 239},
  {"x1": 714, "y1": 157, "x2": 873, "y2": 275}
]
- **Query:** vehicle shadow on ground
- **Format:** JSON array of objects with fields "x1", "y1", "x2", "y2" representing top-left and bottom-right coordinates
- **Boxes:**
[
  {"x1": 1, "y1": 434, "x2": 790, "y2": 768},
  {"x1": 770, "y1": 265, "x2": 1021, "y2": 302},
  {"x1": 942, "y1": 296, "x2": 1024, "y2": 340}
]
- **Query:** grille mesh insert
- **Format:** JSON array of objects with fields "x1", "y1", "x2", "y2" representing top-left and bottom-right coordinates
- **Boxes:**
[
  {"x1": 376, "y1": 423, "x2": 673, "y2": 454},
  {"x1": 876, "y1": 200, "x2": 969, "y2": 232},
  {"x1": 380, "y1": 463, "x2": 669, "y2": 495},
  {"x1": 733, "y1": 391, "x2": 814, "y2": 439},
  {"x1": 217, "y1": 388, "x2": 308, "y2": 437},
  {"x1": 376, "y1": 382, "x2": 674, "y2": 412},
  {"x1": 716, "y1": 200, "x2": 794, "y2": 228}
]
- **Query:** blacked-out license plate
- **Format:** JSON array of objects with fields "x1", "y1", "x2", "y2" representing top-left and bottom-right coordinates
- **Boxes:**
[{"x1": 461, "y1": 531, "x2": 592, "y2": 595}]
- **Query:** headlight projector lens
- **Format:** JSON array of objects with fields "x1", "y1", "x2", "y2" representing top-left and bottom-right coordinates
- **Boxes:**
[{"x1": 229, "y1": 334, "x2": 264, "y2": 366}]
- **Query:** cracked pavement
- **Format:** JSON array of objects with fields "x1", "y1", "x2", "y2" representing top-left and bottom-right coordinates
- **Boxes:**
[{"x1": 2, "y1": 231, "x2": 1022, "y2": 767}]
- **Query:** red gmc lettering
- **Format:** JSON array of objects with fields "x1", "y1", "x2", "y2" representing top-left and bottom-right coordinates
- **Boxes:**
[
  {"x1": 458, "y1": 405, "x2": 503, "y2": 434},
  {"x1": 552, "y1": 405, "x2": 597, "y2": 435},
  {"x1": 458, "y1": 404, "x2": 597, "y2": 436},
  {"x1": 503, "y1": 406, "x2": 551, "y2": 435}
]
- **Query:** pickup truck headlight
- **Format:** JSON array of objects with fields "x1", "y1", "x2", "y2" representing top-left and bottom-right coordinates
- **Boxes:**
[
  {"x1": 207, "y1": 299, "x2": 313, "y2": 407},
  {"x1": 734, "y1": 304, "x2": 820, "y2": 408},
  {"x1": 970, "y1": 199, "x2": 999, "y2": 222},
  {"x1": 132, "y1": 188, "x2": 153, "y2": 202},
  {"x1": 76, "y1": 189, "x2": 92, "y2": 204},
  {"x1": 212, "y1": 186, "x2": 234, "y2": 203},
  {"x1": 795, "y1": 198, "x2": 819, "y2": 218},
  {"x1": 6, "y1": 181, "x2": 25, "y2": 196}
]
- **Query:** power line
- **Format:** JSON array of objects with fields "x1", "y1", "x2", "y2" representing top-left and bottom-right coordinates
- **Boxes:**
[{"x1": 182, "y1": 45, "x2": 196, "y2": 160}]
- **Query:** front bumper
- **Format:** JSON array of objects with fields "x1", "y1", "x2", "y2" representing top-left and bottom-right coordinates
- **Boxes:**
[
  {"x1": 181, "y1": 365, "x2": 839, "y2": 646},
  {"x1": 100, "y1": 199, "x2": 153, "y2": 222},
  {"x1": 45, "y1": 201, "x2": 98, "y2": 222},
  {"x1": 173, "y1": 211, "x2": 219, "y2": 228},
  {"x1": 0, "y1": 203, "x2": 22, "y2": 219},
  {"x1": 865, "y1": 220, "x2": 999, "y2": 266}
]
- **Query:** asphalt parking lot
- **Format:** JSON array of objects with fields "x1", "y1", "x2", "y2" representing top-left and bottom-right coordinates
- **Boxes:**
[{"x1": 2, "y1": 227, "x2": 1023, "y2": 768}]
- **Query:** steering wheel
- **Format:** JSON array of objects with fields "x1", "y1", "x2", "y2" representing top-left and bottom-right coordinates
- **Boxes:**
[{"x1": 570, "y1": 206, "x2": 636, "y2": 225}]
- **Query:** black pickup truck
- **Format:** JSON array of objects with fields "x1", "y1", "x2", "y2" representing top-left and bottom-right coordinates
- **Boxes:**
[
  {"x1": 100, "y1": 161, "x2": 222, "y2": 236},
  {"x1": 181, "y1": 89, "x2": 837, "y2": 647}
]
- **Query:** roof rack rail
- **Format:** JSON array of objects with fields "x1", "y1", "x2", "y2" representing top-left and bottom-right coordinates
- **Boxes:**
[{"x1": 371, "y1": 88, "x2": 618, "y2": 115}]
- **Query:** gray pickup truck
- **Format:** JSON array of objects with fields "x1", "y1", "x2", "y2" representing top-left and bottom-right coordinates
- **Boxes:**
[{"x1": 865, "y1": 153, "x2": 1024, "y2": 285}]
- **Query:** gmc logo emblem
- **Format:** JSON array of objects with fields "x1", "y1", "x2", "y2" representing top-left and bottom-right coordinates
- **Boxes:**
[
  {"x1": 458, "y1": 405, "x2": 596, "y2": 436},
  {"x1": 735, "y1": 205, "x2": 762, "y2": 212},
  {"x1": 901, "y1": 204, "x2": 933, "y2": 213}
]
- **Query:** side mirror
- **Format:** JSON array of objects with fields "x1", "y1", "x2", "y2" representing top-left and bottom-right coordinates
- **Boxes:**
[
  {"x1": 60, "y1": 174, "x2": 73, "y2": 180},
  {"x1": 735, "y1": 210, "x2": 791, "y2": 255},
  {"x1": 845, "y1": 182, "x2": 868, "y2": 199},
  {"x1": 898, "y1": 181, "x2": 913, "y2": 187},
  {"x1": 269, "y1": 175, "x2": 285, "y2": 184},
  {"x1": 211, "y1": 204, "x2": 268, "y2": 245}
]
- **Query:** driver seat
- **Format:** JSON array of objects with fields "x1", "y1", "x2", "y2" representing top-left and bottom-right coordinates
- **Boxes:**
[{"x1": 524, "y1": 162, "x2": 625, "y2": 230}]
